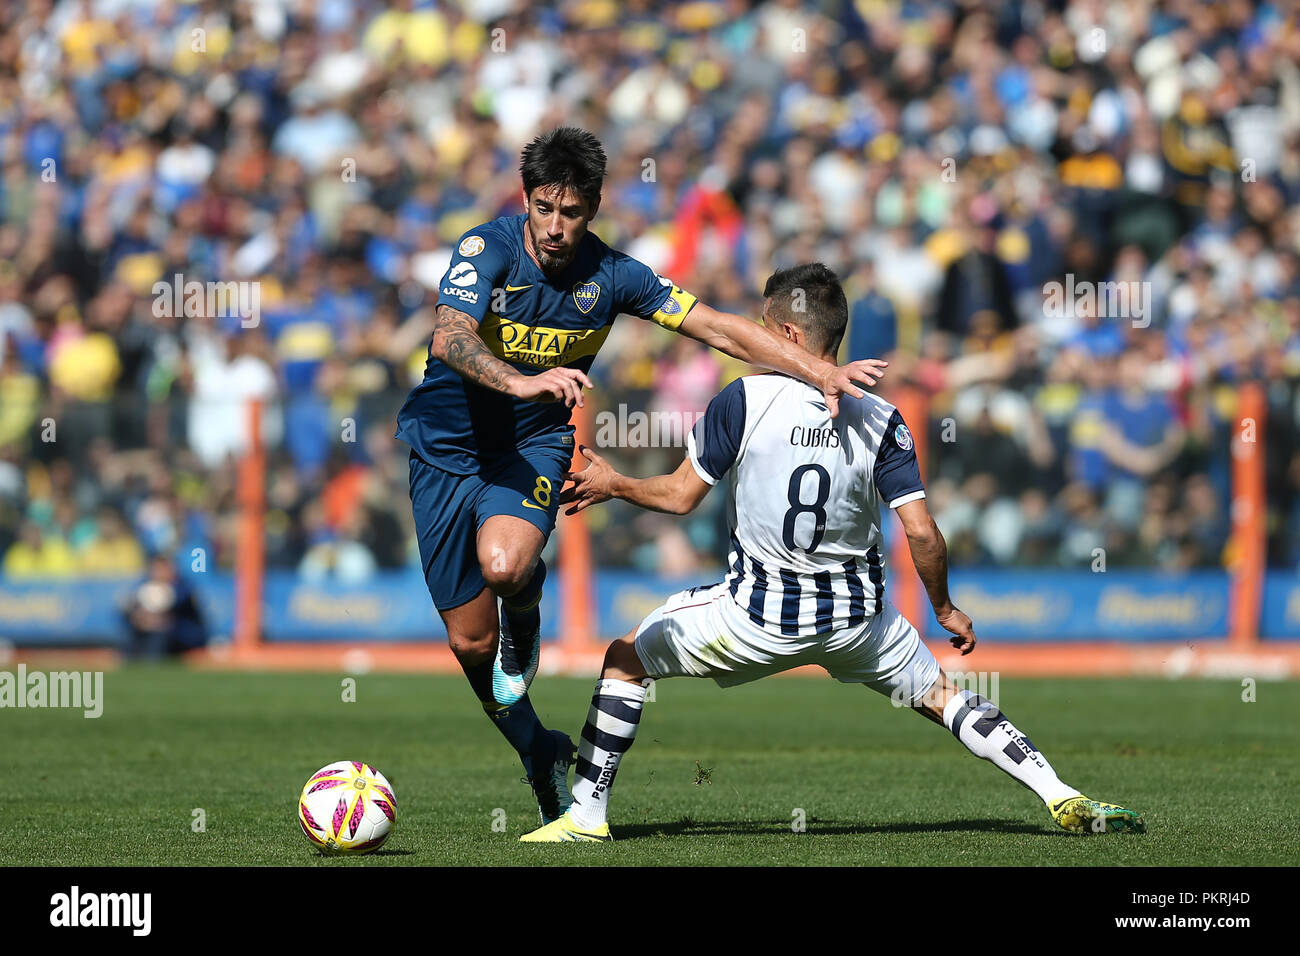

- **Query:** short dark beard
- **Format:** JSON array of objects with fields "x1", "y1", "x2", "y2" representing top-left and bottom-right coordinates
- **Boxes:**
[{"x1": 529, "y1": 224, "x2": 574, "y2": 275}]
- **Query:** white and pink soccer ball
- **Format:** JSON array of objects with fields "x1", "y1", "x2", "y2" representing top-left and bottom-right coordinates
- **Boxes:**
[{"x1": 298, "y1": 761, "x2": 396, "y2": 855}]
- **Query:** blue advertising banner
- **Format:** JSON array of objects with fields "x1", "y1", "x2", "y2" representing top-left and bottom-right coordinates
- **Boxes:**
[
  {"x1": 1261, "y1": 572, "x2": 1300, "y2": 640},
  {"x1": 593, "y1": 570, "x2": 713, "y2": 640},
  {"x1": 922, "y1": 570, "x2": 1230, "y2": 642},
  {"x1": 0, "y1": 567, "x2": 1274, "y2": 647},
  {"x1": 259, "y1": 570, "x2": 443, "y2": 643},
  {"x1": 0, "y1": 580, "x2": 139, "y2": 645},
  {"x1": 0, "y1": 571, "x2": 527, "y2": 646}
]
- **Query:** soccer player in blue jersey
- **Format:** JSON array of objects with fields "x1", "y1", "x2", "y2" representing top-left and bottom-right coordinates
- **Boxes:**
[{"x1": 395, "y1": 129, "x2": 888, "y2": 823}]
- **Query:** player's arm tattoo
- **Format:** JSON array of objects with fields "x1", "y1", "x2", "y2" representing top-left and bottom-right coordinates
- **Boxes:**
[{"x1": 429, "y1": 304, "x2": 518, "y2": 395}]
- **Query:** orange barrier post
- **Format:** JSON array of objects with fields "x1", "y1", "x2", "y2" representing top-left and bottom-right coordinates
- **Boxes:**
[
  {"x1": 888, "y1": 385, "x2": 929, "y2": 629},
  {"x1": 560, "y1": 401, "x2": 596, "y2": 648},
  {"x1": 1228, "y1": 383, "x2": 1266, "y2": 649},
  {"x1": 233, "y1": 399, "x2": 265, "y2": 652}
]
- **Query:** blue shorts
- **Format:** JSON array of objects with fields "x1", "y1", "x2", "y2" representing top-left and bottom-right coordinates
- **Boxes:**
[{"x1": 409, "y1": 443, "x2": 572, "y2": 611}]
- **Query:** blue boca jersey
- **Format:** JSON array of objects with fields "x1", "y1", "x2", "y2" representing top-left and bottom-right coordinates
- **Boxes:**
[{"x1": 396, "y1": 214, "x2": 698, "y2": 474}]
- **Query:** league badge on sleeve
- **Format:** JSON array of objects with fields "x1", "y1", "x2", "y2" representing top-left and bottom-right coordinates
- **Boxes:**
[
  {"x1": 895, "y1": 423, "x2": 914, "y2": 451},
  {"x1": 458, "y1": 235, "x2": 485, "y2": 257}
]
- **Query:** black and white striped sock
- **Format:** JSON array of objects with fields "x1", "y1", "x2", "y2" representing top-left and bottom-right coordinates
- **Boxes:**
[
  {"x1": 943, "y1": 690, "x2": 1080, "y2": 806},
  {"x1": 568, "y1": 679, "x2": 646, "y2": 830}
]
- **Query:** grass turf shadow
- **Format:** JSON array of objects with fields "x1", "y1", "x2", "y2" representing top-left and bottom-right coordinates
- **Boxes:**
[{"x1": 609, "y1": 817, "x2": 1049, "y2": 839}]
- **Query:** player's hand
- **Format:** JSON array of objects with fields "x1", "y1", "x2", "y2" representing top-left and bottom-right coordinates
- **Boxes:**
[
  {"x1": 936, "y1": 605, "x2": 976, "y2": 655},
  {"x1": 511, "y1": 368, "x2": 594, "y2": 408},
  {"x1": 561, "y1": 445, "x2": 616, "y2": 514},
  {"x1": 820, "y1": 358, "x2": 888, "y2": 418}
]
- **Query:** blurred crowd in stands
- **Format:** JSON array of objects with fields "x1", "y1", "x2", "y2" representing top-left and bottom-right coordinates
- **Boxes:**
[{"x1": 1, "y1": 0, "x2": 1299, "y2": 590}]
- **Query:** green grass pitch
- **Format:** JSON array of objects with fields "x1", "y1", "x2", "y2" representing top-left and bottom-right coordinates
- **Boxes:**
[{"x1": 6, "y1": 668, "x2": 1299, "y2": 866}]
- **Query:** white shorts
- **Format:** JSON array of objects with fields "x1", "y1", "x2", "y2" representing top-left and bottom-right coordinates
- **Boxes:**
[{"x1": 633, "y1": 582, "x2": 940, "y2": 703}]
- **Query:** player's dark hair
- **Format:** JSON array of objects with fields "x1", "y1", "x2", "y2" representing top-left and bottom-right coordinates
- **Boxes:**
[
  {"x1": 519, "y1": 127, "x2": 607, "y2": 207},
  {"x1": 762, "y1": 263, "x2": 849, "y2": 355}
]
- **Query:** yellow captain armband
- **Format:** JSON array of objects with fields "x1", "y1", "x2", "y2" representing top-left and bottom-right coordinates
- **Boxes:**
[{"x1": 648, "y1": 285, "x2": 698, "y2": 330}]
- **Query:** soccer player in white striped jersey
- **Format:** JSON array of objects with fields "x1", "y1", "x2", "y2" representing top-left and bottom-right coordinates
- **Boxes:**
[{"x1": 521, "y1": 263, "x2": 1145, "y2": 842}]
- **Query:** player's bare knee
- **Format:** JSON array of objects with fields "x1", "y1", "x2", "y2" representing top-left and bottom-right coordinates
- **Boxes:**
[
  {"x1": 910, "y1": 672, "x2": 958, "y2": 724},
  {"x1": 479, "y1": 562, "x2": 524, "y2": 595},
  {"x1": 601, "y1": 636, "x2": 645, "y2": 682},
  {"x1": 447, "y1": 626, "x2": 495, "y2": 665},
  {"x1": 478, "y1": 547, "x2": 535, "y2": 596}
]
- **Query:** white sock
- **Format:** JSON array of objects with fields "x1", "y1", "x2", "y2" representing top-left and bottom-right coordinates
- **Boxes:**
[
  {"x1": 942, "y1": 690, "x2": 1081, "y2": 806},
  {"x1": 568, "y1": 679, "x2": 646, "y2": 829}
]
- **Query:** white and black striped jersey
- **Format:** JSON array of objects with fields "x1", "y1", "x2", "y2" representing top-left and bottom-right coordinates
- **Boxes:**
[{"x1": 686, "y1": 373, "x2": 925, "y2": 639}]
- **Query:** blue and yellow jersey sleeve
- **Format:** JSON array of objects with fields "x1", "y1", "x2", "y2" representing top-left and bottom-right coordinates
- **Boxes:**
[
  {"x1": 613, "y1": 253, "x2": 698, "y2": 330},
  {"x1": 437, "y1": 227, "x2": 511, "y2": 324}
]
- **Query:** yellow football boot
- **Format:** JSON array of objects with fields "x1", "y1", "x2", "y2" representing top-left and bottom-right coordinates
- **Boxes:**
[
  {"x1": 519, "y1": 810, "x2": 612, "y2": 843},
  {"x1": 1050, "y1": 795, "x2": 1146, "y2": 833}
]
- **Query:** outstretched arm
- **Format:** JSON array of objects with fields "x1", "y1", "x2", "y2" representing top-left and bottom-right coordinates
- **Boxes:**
[
  {"x1": 676, "y1": 302, "x2": 887, "y2": 418},
  {"x1": 561, "y1": 446, "x2": 711, "y2": 516},
  {"x1": 893, "y1": 499, "x2": 976, "y2": 655},
  {"x1": 430, "y1": 303, "x2": 593, "y2": 407}
]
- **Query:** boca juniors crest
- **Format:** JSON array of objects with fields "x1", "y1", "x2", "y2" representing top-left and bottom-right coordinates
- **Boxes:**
[{"x1": 572, "y1": 281, "x2": 601, "y2": 314}]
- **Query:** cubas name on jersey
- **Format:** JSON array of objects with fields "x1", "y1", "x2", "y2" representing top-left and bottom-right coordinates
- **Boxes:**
[
  {"x1": 686, "y1": 374, "x2": 925, "y2": 639},
  {"x1": 789, "y1": 425, "x2": 841, "y2": 448}
]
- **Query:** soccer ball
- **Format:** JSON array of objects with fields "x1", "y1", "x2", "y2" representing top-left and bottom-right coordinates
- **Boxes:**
[{"x1": 298, "y1": 761, "x2": 396, "y2": 855}]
